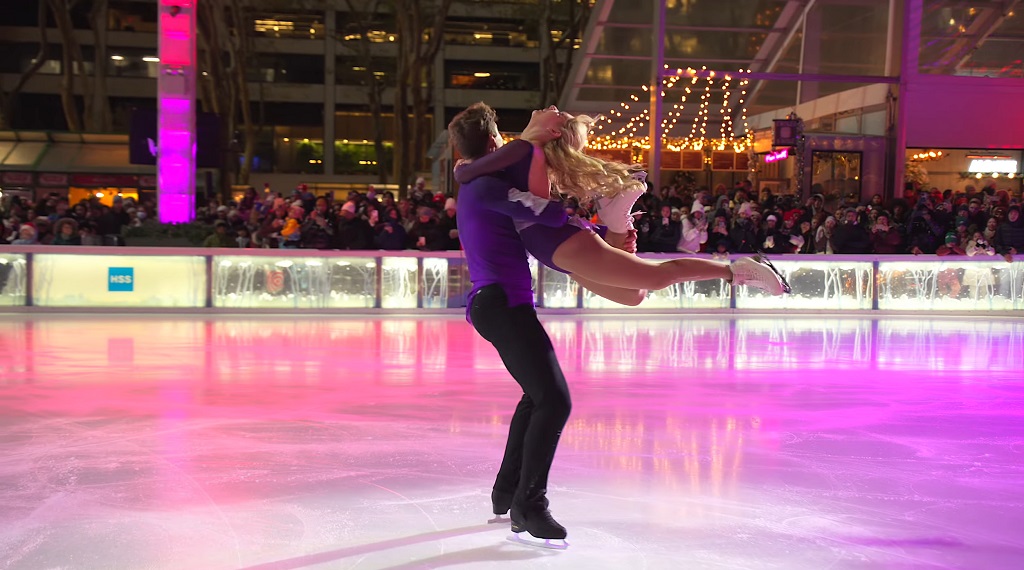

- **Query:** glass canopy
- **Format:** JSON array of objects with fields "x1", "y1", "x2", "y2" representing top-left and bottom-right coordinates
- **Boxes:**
[{"x1": 560, "y1": 0, "x2": 1022, "y2": 138}]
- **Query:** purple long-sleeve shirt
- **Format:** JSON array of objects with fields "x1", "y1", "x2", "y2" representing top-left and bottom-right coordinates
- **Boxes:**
[{"x1": 456, "y1": 140, "x2": 568, "y2": 310}]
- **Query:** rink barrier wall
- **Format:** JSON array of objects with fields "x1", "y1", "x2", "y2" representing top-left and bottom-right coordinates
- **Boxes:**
[{"x1": 0, "y1": 246, "x2": 1022, "y2": 313}]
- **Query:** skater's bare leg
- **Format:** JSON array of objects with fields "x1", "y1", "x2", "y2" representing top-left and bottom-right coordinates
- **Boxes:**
[
  {"x1": 552, "y1": 231, "x2": 731, "y2": 290},
  {"x1": 571, "y1": 275, "x2": 646, "y2": 306},
  {"x1": 571, "y1": 228, "x2": 647, "y2": 306}
]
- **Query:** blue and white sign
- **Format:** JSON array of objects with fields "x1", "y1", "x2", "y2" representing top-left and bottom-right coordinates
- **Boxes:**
[{"x1": 108, "y1": 267, "x2": 135, "y2": 292}]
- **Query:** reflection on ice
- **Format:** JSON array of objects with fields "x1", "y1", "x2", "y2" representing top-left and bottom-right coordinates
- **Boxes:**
[{"x1": 1, "y1": 314, "x2": 1024, "y2": 569}]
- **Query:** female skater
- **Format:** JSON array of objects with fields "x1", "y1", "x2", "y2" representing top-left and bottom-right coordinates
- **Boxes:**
[{"x1": 455, "y1": 106, "x2": 789, "y2": 298}]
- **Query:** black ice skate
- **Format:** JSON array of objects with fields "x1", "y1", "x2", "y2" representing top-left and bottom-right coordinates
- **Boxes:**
[
  {"x1": 488, "y1": 489, "x2": 513, "y2": 524},
  {"x1": 507, "y1": 506, "x2": 568, "y2": 550}
]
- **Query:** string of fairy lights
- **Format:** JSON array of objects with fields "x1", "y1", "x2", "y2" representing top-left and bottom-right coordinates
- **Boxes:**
[{"x1": 588, "y1": 66, "x2": 754, "y2": 155}]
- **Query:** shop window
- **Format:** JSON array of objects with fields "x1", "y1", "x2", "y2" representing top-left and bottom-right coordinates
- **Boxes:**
[
  {"x1": 812, "y1": 151, "x2": 862, "y2": 204},
  {"x1": 446, "y1": 60, "x2": 540, "y2": 91},
  {"x1": 252, "y1": 13, "x2": 325, "y2": 39}
]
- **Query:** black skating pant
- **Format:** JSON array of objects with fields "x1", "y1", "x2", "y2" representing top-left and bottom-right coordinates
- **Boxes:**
[{"x1": 469, "y1": 284, "x2": 571, "y2": 510}]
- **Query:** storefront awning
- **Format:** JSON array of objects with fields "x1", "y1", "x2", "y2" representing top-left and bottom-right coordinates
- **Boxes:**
[{"x1": 0, "y1": 131, "x2": 154, "y2": 174}]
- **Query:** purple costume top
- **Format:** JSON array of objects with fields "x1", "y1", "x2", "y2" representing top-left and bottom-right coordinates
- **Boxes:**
[
  {"x1": 455, "y1": 140, "x2": 605, "y2": 274},
  {"x1": 456, "y1": 140, "x2": 569, "y2": 313}
]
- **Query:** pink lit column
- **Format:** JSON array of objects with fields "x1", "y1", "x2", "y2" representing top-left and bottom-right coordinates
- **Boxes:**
[{"x1": 157, "y1": 1, "x2": 197, "y2": 223}]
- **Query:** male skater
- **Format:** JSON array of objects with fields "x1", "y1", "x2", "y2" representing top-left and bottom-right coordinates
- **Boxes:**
[{"x1": 448, "y1": 102, "x2": 572, "y2": 548}]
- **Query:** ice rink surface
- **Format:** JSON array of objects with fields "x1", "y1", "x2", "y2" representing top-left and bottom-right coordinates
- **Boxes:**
[{"x1": 1, "y1": 314, "x2": 1023, "y2": 569}]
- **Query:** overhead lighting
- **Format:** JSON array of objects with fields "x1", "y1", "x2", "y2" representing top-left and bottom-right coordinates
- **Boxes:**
[
  {"x1": 110, "y1": 55, "x2": 125, "y2": 61},
  {"x1": 142, "y1": 56, "x2": 160, "y2": 63},
  {"x1": 474, "y1": 72, "x2": 491, "y2": 78}
]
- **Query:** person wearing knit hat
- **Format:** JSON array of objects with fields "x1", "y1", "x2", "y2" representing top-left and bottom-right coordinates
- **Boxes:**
[
  {"x1": 438, "y1": 196, "x2": 460, "y2": 250},
  {"x1": 758, "y1": 213, "x2": 791, "y2": 253},
  {"x1": 737, "y1": 201, "x2": 754, "y2": 219},
  {"x1": 336, "y1": 200, "x2": 374, "y2": 249},
  {"x1": 815, "y1": 215, "x2": 837, "y2": 254},
  {"x1": 677, "y1": 200, "x2": 708, "y2": 253},
  {"x1": 11, "y1": 224, "x2": 38, "y2": 245},
  {"x1": 408, "y1": 206, "x2": 447, "y2": 250}
]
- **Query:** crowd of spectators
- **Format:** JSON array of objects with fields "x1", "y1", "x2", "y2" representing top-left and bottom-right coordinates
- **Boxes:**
[
  {"x1": 0, "y1": 192, "x2": 148, "y2": 246},
  {"x1": 3, "y1": 174, "x2": 1024, "y2": 262},
  {"x1": 626, "y1": 176, "x2": 1024, "y2": 262},
  {"x1": 198, "y1": 178, "x2": 462, "y2": 251}
]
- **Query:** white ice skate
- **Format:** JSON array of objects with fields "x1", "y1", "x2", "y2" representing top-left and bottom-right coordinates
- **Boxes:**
[
  {"x1": 596, "y1": 173, "x2": 646, "y2": 234},
  {"x1": 730, "y1": 254, "x2": 791, "y2": 295}
]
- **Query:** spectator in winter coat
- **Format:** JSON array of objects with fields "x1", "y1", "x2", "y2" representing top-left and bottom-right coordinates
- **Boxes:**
[
  {"x1": 301, "y1": 197, "x2": 336, "y2": 249},
  {"x1": 407, "y1": 207, "x2": 448, "y2": 251},
  {"x1": 336, "y1": 201, "x2": 374, "y2": 249},
  {"x1": 870, "y1": 212, "x2": 903, "y2": 254},
  {"x1": 677, "y1": 201, "x2": 708, "y2": 253},
  {"x1": 437, "y1": 197, "x2": 461, "y2": 250},
  {"x1": 647, "y1": 204, "x2": 682, "y2": 253},
  {"x1": 374, "y1": 207, "x2": 407, "y2": 250},
  {"x1": 832, "y1": 208, "x2": 873, "y2": 254},
  {"x1": 994, "y1": 204, "x2": 1024, "y2": 262}
]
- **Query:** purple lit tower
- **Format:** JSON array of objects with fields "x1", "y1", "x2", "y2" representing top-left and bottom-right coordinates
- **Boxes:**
[{"x1": 157, "y1": 0, "x2": 196, "y2": 223}]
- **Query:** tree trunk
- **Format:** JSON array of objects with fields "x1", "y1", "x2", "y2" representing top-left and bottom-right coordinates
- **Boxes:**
[
  {"x1": 48, "y1": 0, "x2": 82, "y2": 131},
  {"x1": 341, "y1": 0, "x2": 389, "y2": 184},
  {"x1": 89, "y1": 0, "x2": 113, "y2": 132},
  {"x1": 539, "y1": 0, "x2": 590, "y2": 107},
  {"x1": 0, "y1": 1, "x2": 50, "y2": 129},
  {"x1": 51, "y1": 0, "x2": 95, "y2": 130},
  {"x1": 230, "y1": 0, "x2": 255, "y2": 185},
  {"x1": 409, "y1": 59, "x2": 425, "y2": 176},
  {"x1": 394, "y1": 0, "x2": 451, "y2": 191},
  {"x1": 369, "y1": 79, "x2": 388, "y2": 184},
  {"x1": 392, "y1": 0, "x2": 413, "y2": 194}
]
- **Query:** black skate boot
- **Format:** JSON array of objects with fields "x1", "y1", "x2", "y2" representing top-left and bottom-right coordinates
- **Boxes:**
[
  {"x1": 491, "y1": 488, "x2": 513, "y2": 516},
  {"x1": 507, "y1": 504, "x2": 568, "y2": 549}
]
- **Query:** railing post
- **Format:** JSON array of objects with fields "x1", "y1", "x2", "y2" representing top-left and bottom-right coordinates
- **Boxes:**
[
  {"x1": 416, "y1": 257, "x2": 424, "y2": 309},
  {"x1": 205, "y1": 255, "x2": 213, "y2": 308},
  {"x1": 872, "y1": 258, "x2": 880, "y2": 311},
  {"x1": 374, "y1": 257, "x2": 383, "y2": 309},
  {"x1": 25, "y1": 252, "x2": 33, "y2": 308}
]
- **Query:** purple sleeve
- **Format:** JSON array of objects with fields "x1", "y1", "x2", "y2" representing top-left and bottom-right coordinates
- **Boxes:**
[
  {"x1": 474, "y1": 180, "x2": 568, "y2": 228},
  {"x1": 454, "y1": 140, "x2": 533, "y2": 184}
]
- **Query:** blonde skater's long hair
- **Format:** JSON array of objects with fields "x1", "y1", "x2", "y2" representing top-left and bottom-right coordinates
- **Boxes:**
[{"x1": 543, "y1": 114, "x2": 645, "y2": 202}]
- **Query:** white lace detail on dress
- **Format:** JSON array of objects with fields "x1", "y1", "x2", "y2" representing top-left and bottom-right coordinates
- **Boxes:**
[{"x1": 508, "y1": 187, "x2": 550, "y2": 215}]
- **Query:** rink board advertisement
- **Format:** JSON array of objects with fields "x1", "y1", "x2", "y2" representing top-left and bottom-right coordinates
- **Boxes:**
[{"x1": 32, "y1": 254, "x2": 206, "y2": 307}]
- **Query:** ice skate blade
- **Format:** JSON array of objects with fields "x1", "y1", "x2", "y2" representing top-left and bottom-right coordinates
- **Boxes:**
[
  {"x1": 754, "y1": 252, "x2": 793, "y2": 294},
  {"x1": 488, "y1": 515, "x2": 509, "y2": 525},
  {"x1": 506, "y1": 533, "x2": 569, "y2": 550}
]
